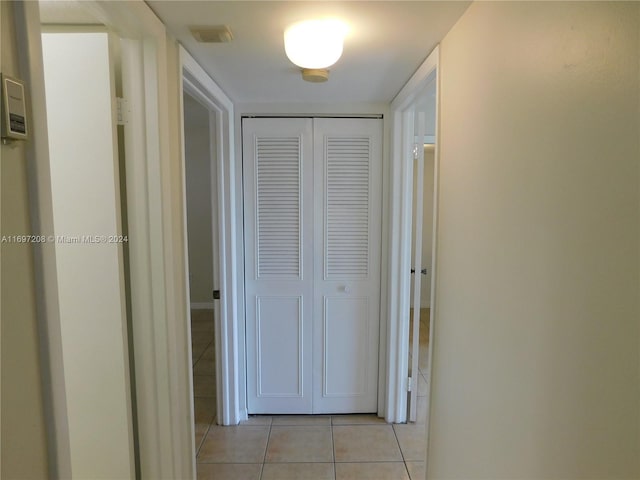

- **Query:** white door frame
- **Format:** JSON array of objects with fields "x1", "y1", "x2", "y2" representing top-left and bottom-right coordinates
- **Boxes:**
[
  {"x1": 88, "y1": 5, "x2": 194, "y2": 478},
  {"x1": 234, "y1": 103, "x2": 390, "y2": 421},
  {"x1": 178, "y1": 46, "x2": 242, "y2": 427},
  {"x1": 386, "y1": 46, "x2": 440, "y2": 428},
  {"x1": 408, "y1": 112, "x2": 427, "y2": 423},
  {"x1": 0, "y1": 4, "x2": 3, "y2": 471}
]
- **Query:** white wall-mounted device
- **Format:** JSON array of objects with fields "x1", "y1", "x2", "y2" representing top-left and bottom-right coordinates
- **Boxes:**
[{"x1": 1, "y1": 74, "x2": 28, "y2": 142}]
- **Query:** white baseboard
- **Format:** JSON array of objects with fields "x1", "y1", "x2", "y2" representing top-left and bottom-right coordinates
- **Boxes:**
[
  {"x1": 190, "y1": 302, "x2": 214, "y2": 310},
  {"x1": 238, "y1": 408, "x2": 249, "y2": 424}
]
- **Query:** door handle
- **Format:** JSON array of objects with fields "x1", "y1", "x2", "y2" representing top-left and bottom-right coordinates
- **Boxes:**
[{"x1": 410, "y1": 268, "x2": 427, "y2": 275}]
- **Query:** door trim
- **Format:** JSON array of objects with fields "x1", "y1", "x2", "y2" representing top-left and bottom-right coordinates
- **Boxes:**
[
  {"x1": 179, "y1": 46, "x2": 242, "y2": 426},
  {"x1": 387, "y1": 46, "x2": 440, "y2": 425},
  {"x1": 236, "y1": 103, "x2": 390, "y2": 420},
  {"x1": 85, "y1": 3, "x2": 189, "y2": 477}
]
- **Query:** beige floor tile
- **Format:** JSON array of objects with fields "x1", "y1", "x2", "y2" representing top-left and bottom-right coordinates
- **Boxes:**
[
  {"x1": 240, "y1": 415, "x2": 272, "y2": 426},
  {"x1": 191, "y1": 327, "x2": 212, "y2": 340},
  {"x1": 335, "y1": 462, "x2": 409, "y2": 480},
  {"x1": 198, "y1": 425, "x2": 269, "y2": 463},
  {"x1": 191, "y1": 308, "x2": 214, "y2": 315},
  {"x1": 192, "y1": 344, "x2": 208, "y2": 363},
  {"x1": 331, "y1": 414, "x2": 386, "y2": 425},
  {"x1": 192, "y1": 318, "x2": 215, "y2": 326},
  {"x1": 393, "y1": 424, "x2": 426, "y2": 462},
  {"x1": 333, "y1": 425, "x2": 402, "y2": 462},
  {"x1": 417, "y1": 374, "x2": 428, "y2": 397},
  {"x1": 265, "y1": 426, "x2": 333, "y2": 463},
  {"x1": 418, "y1": 345, "x2": 429, "y2": 372},
  {"x1": 194, "y1": 375, "x2": 216, "y2": 397},
  {"x1": 196, "y1": 463, "x2": 261, "y2": 480},
  {"x1": 201, "y1": 345, "x2": 216, "y2": 361},
  {"x1": 192, "y1": 336, "x2": 213, "y2": 349},
  {"x1": 416, "y1": 397, "x2": 428, "y2": 424},
  {"x1": 261, "y1": 463, "x2": 334, "y2": 480},
  {"x1": 194, "y1": 357, "x2": 216, "y2": 376},
  {"x1": 405, "y1": 461, "x2": 425, "y2": 480},
  {"x1": 272, "y1": 415, "x2": 331, "y2": 426},
  {"x1": 191, "y1": 309, "x2": 214, "y2": 327},
  {"x1": 194, "y1": 423, "x2": 210, "y2": 453},
  {"x1": 194, "y1": 397, "x2": 216, "y2": 425}
]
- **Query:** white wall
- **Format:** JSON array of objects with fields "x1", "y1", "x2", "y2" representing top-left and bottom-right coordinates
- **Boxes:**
[
  {"x1": 428, "y1": 2, "x2": 640, "y2": 478},
  {"x1": 184, "y1": 93, "x2": 214, "y2": 307},
  {"x1": 42, "y1": 32, "x2": 134, "y2": 479}
]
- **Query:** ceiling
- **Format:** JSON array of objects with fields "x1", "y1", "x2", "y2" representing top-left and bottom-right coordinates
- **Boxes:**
[
  {"x1": 38, "y1": 1, "x2": 470, "y2": 105},
  {"x1": 39, "y1": 0, "x2": 101, "y2": 25},
  {"x1": 146, "y1": 1, "x2": 470, "y2": 104}
]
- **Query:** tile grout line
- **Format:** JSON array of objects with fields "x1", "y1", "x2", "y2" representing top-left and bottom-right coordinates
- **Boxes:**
[
  {"x1": 330, "y1": 416, "x2": 337, "y2": 480},
  {"x1": 192, "y1": 337, "x2": 214, "y2": 371},
  {"x1": 258, "y1": 418, "x2": 273, "y2": 480},
  {"x1": 195, "y1": 415, "x2": 215, "y2": 460},
  {"x1": 392, "y1": 423, "x2": 412, "y2": 480}
]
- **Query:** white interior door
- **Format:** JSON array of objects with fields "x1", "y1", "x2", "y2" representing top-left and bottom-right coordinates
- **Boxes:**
[
  {"x1": 244, "y1": 117, "x2": 382, "y2": 414},
  {"x1": 312, "y1": 118, "x2": 382, "y2": 413},
  {"x1": 243, "y1": 118, "x2": 314, "y2": 414},
  {"x1": 409, "y1": 113, "x2": 426, "y2": 422}
]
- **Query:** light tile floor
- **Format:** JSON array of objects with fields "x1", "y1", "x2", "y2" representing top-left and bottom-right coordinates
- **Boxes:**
[{"x1": 191, "y1": 309, "x2": 430, "y2": 480}]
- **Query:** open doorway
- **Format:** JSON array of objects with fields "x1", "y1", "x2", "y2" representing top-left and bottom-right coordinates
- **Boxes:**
[
  {"x1": 178, "y1": 46, "x2": 241, "y2": 431},
  {"x1": 182, "y1": 92, "x2": 218, "y2": 454},
  {"x1": 387, "y1": 47, "x2": 439, "y2": 447},
  {"x1": 408, "y1": 142, "x2": 435, "y2": 423},
  {"x1": 407, "y1": 81, "x2": 437, "y2": 424}
]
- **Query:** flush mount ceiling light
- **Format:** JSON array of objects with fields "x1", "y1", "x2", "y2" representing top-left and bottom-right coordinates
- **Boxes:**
[{"x1": 284, "y1": 19, "x2": 348, "y2": 82}]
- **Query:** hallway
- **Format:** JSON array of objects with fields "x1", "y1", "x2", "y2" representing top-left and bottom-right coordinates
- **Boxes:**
[{"x1": 191, "y1": 309, "x2": 430, "y2": 480}]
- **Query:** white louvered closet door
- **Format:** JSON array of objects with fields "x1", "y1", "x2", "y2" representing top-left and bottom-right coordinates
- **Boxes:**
[
  {"x1": 243, "y1": 117, "x2": 382, "y2": 414},
  {"x1": 312, "y1": 118, "x2": 382, "y2": 413},
  {"x1": 243, "y1": 118, "x2": 314, "y2": 413}
]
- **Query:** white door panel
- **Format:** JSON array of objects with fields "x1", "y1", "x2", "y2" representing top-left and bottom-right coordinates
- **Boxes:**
[
  {"x1": 322, "y1": 296, "x2": 369, "y2": 398},
  {"x1": 313, "y1": 118, "x2": 382, "y2": 413},
  {"x1": 243, "y1": 118, "x2": 314, "y2": 413},
  {"x1": 256, "y1": 296, "x2": 303, "y2": 397}
]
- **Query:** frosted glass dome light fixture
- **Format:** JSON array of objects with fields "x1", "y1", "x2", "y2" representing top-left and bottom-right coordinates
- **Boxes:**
[{"x1": 284, "y1": 19, "x2": 348, "y2": 82}]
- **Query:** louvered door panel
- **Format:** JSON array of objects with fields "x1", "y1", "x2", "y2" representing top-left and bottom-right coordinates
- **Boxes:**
[
  {"x1": 243, "y1": 118, "x2": 314, "y2": 414},
  {"x1": 313, "y1": 118, "x2": 382, "y2": 414},
  {"x1": 325, "y1": 137, "x2": 370, "y2": 278},
  {"x1": 256, "y1": 137, "x2": 301, "y2": 278}
]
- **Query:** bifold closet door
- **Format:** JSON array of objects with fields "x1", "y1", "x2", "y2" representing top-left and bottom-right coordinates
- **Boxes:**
[
  {"x1": 243, "y1": 118, "x2": 314, "y2": 414},
  {"x1": 243, "y1": 117, "x2": 382, "y2": 414},
  {"x1": 312, "y1": 118, "x2": 382, "y2": 413}
]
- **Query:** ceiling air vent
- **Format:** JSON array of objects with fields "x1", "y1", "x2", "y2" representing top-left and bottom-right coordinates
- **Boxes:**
[{"x1": 190, "y1": 25, "x2": 233, "y2": 43}]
